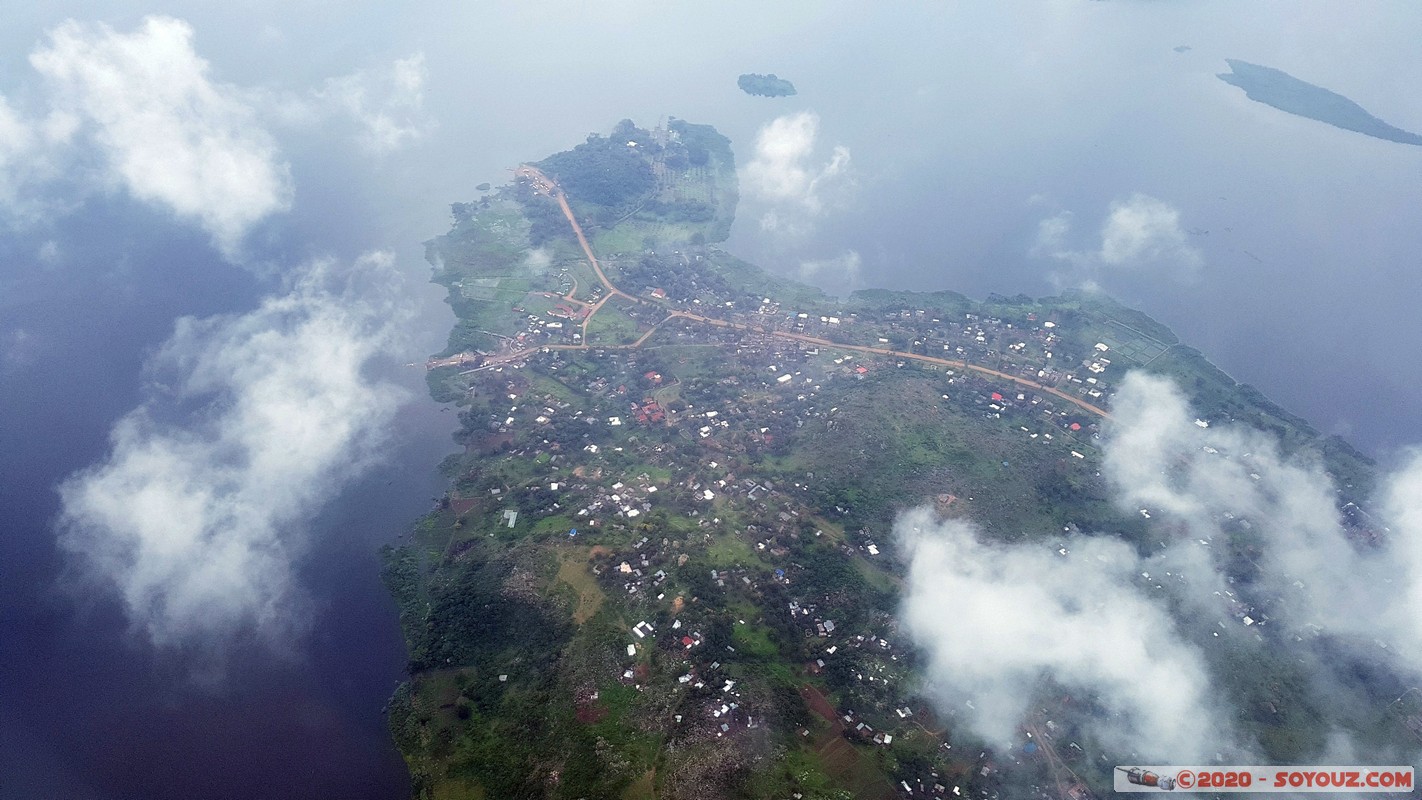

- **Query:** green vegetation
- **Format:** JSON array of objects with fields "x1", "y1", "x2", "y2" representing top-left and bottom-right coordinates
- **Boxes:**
[
  {"x1": 584, "y1": 297, "x2": 646, "y2": 347},
  {"x1": 737, "y1": 73, "x2": 797, "y2": 98},
  {"x1": 556, "y1": 550, "x2": 605, "y2": 624},
  {"x1": 538, "y1": 120, "x2": 657, "y2": 207}
]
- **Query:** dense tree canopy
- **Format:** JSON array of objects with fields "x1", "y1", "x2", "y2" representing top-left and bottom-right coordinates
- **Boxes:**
[
  {"x1": 537, "y1": 133, "x2": 655, "y2": 207},
  {"x1": 737, "y1": 73, "x2": 797, "y2": 97}
]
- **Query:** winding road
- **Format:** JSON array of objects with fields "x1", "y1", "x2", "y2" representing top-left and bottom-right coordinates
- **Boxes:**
[{"x1": 495, "y1": 165, "x2": 1112, "y2": 420}]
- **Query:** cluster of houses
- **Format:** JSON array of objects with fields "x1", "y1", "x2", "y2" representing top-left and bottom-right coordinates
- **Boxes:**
[
  {"x1": 447, "y1": 315, "x2": 1137, "y2": 797},
  {"x1": 633, "y1": 288, "x2": 1123, "y2": 410}
]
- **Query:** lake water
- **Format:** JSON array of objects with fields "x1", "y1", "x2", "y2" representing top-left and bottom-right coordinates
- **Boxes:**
[
  {"x1": 3, "y1": 3, "x2": 1422, "y2": 798},
  {"x1": 0, "y1": 192, "x2": 458, "y2": 799}
]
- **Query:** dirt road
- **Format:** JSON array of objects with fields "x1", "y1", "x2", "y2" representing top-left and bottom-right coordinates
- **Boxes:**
[{"x1": 504, "y1": 165, "x2": 1111, "y2": 420}]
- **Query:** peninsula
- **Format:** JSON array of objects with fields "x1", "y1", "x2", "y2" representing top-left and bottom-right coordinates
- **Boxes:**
[
  {"x1": 385, "y1": 118, "x2": 1383, "y2": 800},
  {"x1": 1218, "y1": 59, "x2": 1422, "y2": 146}
]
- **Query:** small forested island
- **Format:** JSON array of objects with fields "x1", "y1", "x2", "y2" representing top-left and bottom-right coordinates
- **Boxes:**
[
  {"x1": 1218, "y1": 59, "x2": 1422, "y2": 145},
  {"x1": 385, "y1": 118, "x2": 1393, "y2": 800},
  {"x1": 738, "y1": 73, "x2": 796, "y2": 97}
]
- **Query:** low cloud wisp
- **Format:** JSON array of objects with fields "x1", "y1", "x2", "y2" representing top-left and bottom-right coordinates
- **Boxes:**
[
  {"x1": 898, "y1": 508, "x2": 1224, "y2": 761},
  {"x1": 314, "y1": 52, "x2": 432, "y2": 154},
  {"x1": 58, "y1": 252, "x2": 411, "y2": 650},
  {"x1": 797, "y1": 249, "x2": 863, "y2": 294},
  {"x1": 1036, "y1": 193, "x2": 1201, "y2": 286},
  {"x1": 901, "y1": 369, "x2": 1422, "y2": 765},
  {"x1": 740, "y1": 111, "x2": 851, "y2": 236},
  {"x1": 1105, "y1": 372, "x2": 1422, "y2": 673}
]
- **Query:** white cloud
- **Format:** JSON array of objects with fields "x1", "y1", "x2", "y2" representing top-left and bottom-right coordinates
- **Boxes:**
[
  {"x1": 58, "y1": 252, "x2": 411, "y2": 649},
  {"x1": 1100, "y1": 194, "x2": 1201, "y2": 268},
  {"x1": 1, "y1": 19, "x2": 429, "y2": 250},
  {"x1": 1035, "y1": 193, "x2": 1201, "y2": 282},
  {"x1": 901, "y1": 370, "x2": 1422, "y2": 764},
  {"x1": 1103, "y1": 373, "x2": 1361, "y2": 626},
  {"x1": 1103, "y1": 372, "x2": 1422, "y2": 720},
  {"x1": 740, "y1": 112, "x2": 850, "y2": 235},
  {"x1": 897, "y1": 508, "x2": 1224, "y2": 761},
  {"x1": 1383, "y1": 458, "x2": 1422, "y2": 659},
  {"x1": 314, "y1": 53, "x2": 431, "y2": 153},
  {"x1": 1033, "y1": 210, "x2": 1074, "y2": 257},
  {"x1": 0, "y1": 93, "x2": 73, "y2": 223},
  {"x1": 0, "y1": 95, "x2": 34, "y2": 152},
  {"x1": 29, "y1": 16, "x2": 293, "y2": 256},
  {"x1": 0, "y1": 94, "x2": 38, "y2": 211},
  {"x1": 797, "y1": 249, "x2": 862, "y2": 292}
]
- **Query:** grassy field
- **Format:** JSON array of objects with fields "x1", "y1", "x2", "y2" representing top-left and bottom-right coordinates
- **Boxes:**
[
  {"x1": 586, "y1": 296, "x2": 648, "y2": 346},
  {"x1": 592, "y1": 219, "x2": 705, "y2": 255},
  {"x1": 1091, "y1": 318, "x2": 1173, "y2": 365},
  {"x1": 622, "y1": 770, "x2": 656, "y2": 800},
  {"x1": 556, "y1": 548, "x2": 606, "y2": 624},
  {"x1": 731, "y1": 620, "x2": 779, "y2": 660},
  {"x1": 706, "y1": 530, "x2": 759, "y2": 567}
]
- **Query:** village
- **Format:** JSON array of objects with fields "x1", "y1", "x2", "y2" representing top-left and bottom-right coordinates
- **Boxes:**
[
  {"x1": 421, "y1": 306, "x2": 1140, "y2": 798},
  {"x1": 420, "y1": 214, "x2": 1330, "y2": 797},
  {"x1": 416, "y1": 258, "x2": 1392, "y2": 799},
  {"x1": 471, "y1": 254, "x2": 1125, "y2": 425},
  {"x1": 388, "y1": 120, "x2": 1393, "y2": 800}
]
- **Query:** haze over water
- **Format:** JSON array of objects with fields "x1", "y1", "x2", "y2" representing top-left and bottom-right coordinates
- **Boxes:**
[{"x1": 3, "y1": 3, "x2": 1421, "y2": 798}]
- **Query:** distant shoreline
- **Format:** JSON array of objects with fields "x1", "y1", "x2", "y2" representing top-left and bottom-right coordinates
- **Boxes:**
[{"x1": 1218, "y1": 59, "x2": 1422, "y2": 146}]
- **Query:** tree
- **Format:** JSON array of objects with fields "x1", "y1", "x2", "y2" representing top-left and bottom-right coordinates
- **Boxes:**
[{"x1": 538, "y1": 135, "x2": 654, "y2": 207}]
